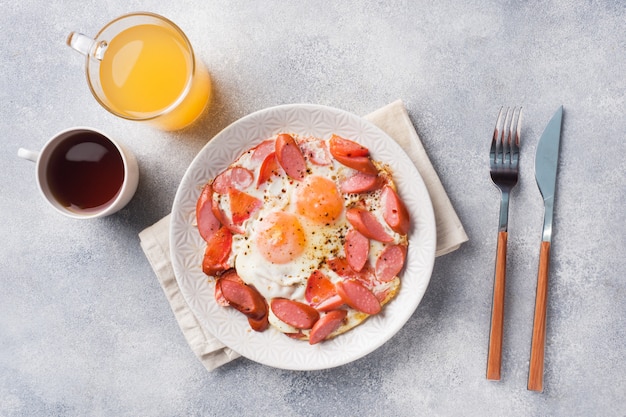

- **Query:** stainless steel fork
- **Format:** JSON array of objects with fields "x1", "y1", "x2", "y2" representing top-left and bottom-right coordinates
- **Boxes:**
[{"x1": 486, "y1": 107, "x2": 522, "y2": 381}]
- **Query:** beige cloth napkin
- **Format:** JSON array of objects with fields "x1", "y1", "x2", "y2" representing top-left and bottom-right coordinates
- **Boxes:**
[{"x1": 139, "y1": 100, "x2": 468, "y2": 371}]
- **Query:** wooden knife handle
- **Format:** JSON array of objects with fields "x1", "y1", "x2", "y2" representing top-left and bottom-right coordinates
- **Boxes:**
[
  {"x1": 528, "y1": 241, "x2": 551, "y2": 391},
  {"x1": 487, "y1": 231, "x2": 507, "y2": 380}
]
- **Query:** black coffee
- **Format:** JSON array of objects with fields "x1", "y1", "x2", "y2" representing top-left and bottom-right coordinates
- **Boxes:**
[{"x1": 46, "y1": 130, "x2": 124, "y2": 212}]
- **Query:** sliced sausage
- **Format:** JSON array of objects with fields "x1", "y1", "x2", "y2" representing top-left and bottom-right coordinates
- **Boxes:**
[
  {"x1": 211, "y1": 169, "x2": 231, "y2": 194},
  {"x1": 374, "y1": 286, "x2": 394, "y2": 303},
  {"x1": 329, "y1": 134, "x2": 370, "y2": 157},
  {"x1": 285, "y1": 331, "x2": 306, "y2": 340},
  {"x1": 214, "y1": 280, "x2": 229, "y2": 306},
  {"x1": 212, "y1": 167, "x2": 254, "y2": 194},
  {"x1": 214, "y1": 269, "x2": 244, "y2": 306},
  {"x1": 196, "y1": 183, "x2": 221, "y2": 242},
  {"x1": 344, "y1": 229, "x2": 370, "y2": 272},
  {"x1": 271, "y1": 298, "x2": 320, "y2": 329},
  {"x1": 305, "y1": 270, "x2": 337, "y2": 306},
  {"x1": 201, "y1": 226, "x2": 233, "y2": 276},
  {"x1": 251, "y1": 139, "x2": 276, "y2": 163},
  {"x1": 340, "y1": 172, "x2": 383, "y2": 194},
  {"x1": 375, "y1": 244, "x2": 408, "y2": 282},
  {"x1": 248, "y1": 308, "x2": 269, "y2": 332},
  {"x1": 219, "y1": 278, "x2": 268, "y2": 321},
  {"x1": 336, "y1": 279, "x2": 381, "y2": 315},
  {"x1": 275, "y1": 133, "x2": 307, "y2": 181},
  {"x1": 309, "y1": 309, "x2": 348, "y2": 345},
  {"x1": 346, "y1": 207, "x2": 394, "y2": 243},
  {"x1": 382, "y1": 186, "x2": 410, "y2": 235},
  {"x1": 230, "y1": 167, "x2": 254, "y2": 190},
  {"x1": 211, "y1": 195, "x2": 243, "y2": 235},
  {"x1": 300, "y1": 138, "x2": 332, "y2": 166}
]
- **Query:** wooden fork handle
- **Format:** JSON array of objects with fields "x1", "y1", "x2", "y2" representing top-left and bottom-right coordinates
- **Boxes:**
[
  {"x1": 487, "y1": 231, "x2": 507, "y2": 380},
  {"x1": 528, "y1": 241, "x2": 551, "y2": 391}
]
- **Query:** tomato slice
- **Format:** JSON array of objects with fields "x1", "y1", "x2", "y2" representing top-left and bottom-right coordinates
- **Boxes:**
[
  {"x1": 201, "y1": 226, "x2": 233, "y2": 276},
  {"x1": 257, "y1": 151, "x2": 281, "y2": 187},
  {"x1": 228, "y1": 188, "x2": 262, "y2": 225},
  {"x1": 305, "y1": 270, "x2": 337, "y2": 306},
  {"x1": 329, "y1": 134, "x2": 370, "y2": 157}
]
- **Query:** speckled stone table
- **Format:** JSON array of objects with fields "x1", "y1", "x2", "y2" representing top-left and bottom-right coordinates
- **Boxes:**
[{"x1": 2, "y1": 1, "x2": 624, "y2": 416}]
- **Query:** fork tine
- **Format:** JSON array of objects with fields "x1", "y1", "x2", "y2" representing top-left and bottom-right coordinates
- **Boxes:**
[
  {"x1": 491, "y1": 107, "x2": 504, "y2": 164},
  {"x1": 502, "y1": 107, "x2": 513, "y2": 164},
  {"x1": 509, "y1": 107, "x2": 522, "y2": 165},
  {"x1": 514, "y1": 107, "x2": 522, "y2": 147},
  {"x1": 514, "y1": 107, "x2": 522, "y2": 163},
  {"x1": 490, "y1": 106, "x2": 524, "y2": 167},
  {"x1": 497, "y1": 107, "x2": 515, "y2": 165}
]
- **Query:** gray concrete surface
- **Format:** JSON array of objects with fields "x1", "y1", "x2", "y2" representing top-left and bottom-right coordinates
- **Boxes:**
[{"x1": 1, "y1": 1, "x2": 624, "y2": 416}]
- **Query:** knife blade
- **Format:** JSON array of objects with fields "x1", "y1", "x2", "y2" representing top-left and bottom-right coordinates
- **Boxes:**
[{"x1": 528, "y1": 106, "x2": 563, "y2": 392}]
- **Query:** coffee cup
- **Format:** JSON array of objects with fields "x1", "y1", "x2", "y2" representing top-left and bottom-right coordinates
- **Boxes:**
[{"x1": 18, "y1": 127, "x2": 139, "y2": 219}]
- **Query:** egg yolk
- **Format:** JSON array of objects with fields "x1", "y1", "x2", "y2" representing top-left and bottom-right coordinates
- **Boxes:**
[
  {"x1": 295, "y1": 175, "x2": 344, "y2": 225},
  {"x1": 256, "y1": 211, "x2": 306, "y2": 264}
]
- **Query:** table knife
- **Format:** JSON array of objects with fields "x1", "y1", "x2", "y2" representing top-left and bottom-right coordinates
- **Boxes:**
[{"x1": 528, "y1": 106, "x2": 563, "y2": 392}]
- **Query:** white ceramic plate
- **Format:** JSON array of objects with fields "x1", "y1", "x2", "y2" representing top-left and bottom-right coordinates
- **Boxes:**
[{"x1": 170, "y1": 104, "x2": 436, "y2": 370}]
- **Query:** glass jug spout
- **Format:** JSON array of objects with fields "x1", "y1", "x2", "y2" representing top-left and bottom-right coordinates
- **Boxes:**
[{"x1": 67, "y1": 32, "x2": 106, "y2": 60}]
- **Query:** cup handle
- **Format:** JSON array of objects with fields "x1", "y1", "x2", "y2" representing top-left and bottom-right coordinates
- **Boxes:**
[{"x1": 18, "y1": 148, "x2": 39, "y2": 162}]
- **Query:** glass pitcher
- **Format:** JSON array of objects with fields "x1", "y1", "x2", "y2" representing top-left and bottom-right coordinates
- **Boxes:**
[{"x1": 68, "y1": 12, "x2": 211, "y2": 131}]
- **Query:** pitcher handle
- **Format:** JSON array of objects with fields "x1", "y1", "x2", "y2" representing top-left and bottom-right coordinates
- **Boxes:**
[{"x1": 67, "y1": 32, "x2": 97, "y2": 56}]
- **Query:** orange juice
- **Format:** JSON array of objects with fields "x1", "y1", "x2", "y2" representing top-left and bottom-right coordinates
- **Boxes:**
[{"x1": 99, "y1": 23, "x2": 211, "y2": 130}]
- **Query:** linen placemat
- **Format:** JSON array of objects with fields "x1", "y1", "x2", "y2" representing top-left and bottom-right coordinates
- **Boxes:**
[{"x1": 139, "y1": 99, "x2": 468, "y2": 371}]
